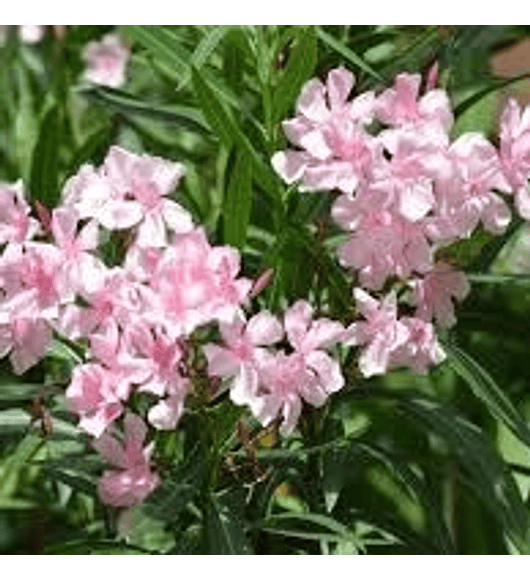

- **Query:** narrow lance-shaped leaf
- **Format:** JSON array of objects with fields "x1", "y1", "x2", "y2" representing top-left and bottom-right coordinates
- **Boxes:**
[
  {"x1": 272, "y1": 28, "x2": 318, "y2": 124},
  {"x1": 77, "y1": 86, "x2": 211, "y2": 135},
  {"x1": 442, "y1": 339, "x2": 530, "y2": 448},
  {"x1": 30, "y1": 104, "x2": 60, "y2": 208},
  {"x1": 124, "y1": 25, "x2": 241, "y2": 109},
  {"x1": 398, "y1": 394, "x2": 529, "y2": 545},
  {"x1": 206, "y1": 488, "x2": 253, "y2": 554},
  {"x1": 316, "y1": 27, "x2": 382, "y2": 81},
  {"x1": 454, "y1": 72, "x2": 530, "y2": 118},
  {"x1": 224, "y1": 151, "x2": 253, "y2": 248},
  {"x1": 191, "y1": 66, "x2": 280, "y2": 202}
]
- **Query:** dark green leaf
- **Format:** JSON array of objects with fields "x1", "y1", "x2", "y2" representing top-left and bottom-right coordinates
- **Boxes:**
[
  {"x1": 206, "y1": 487, "x2": 253, "y2": 554},
  {"x1": 454, "y1": 73, "x2": 530, "y2": 118},
  {"x1": 77, "y1": 86, "x2": 211, "y2": 135},
  {"x1": 223, "y1": 150, "x2": 253, "y2": 248},
  {"x1": 29, "y1": 105, "x2": 60, "y2": 208},
  {"x1": 398, "y1": 394, "x2": 529, "y2": 543},
  {"x1": 442, "y1": 339, "x2": 530, "y2": 447},
  {"x1": 316, "y1": 27, "x2": 382, "y2": 81},
  {"x1": 272, "y1": 28, "x2": 317, "y2": 123},
  {"x1": 191, "y1": 67, "x2": 279, "y2": 201}
]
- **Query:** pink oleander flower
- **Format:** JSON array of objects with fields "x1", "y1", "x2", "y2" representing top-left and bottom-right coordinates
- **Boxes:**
[
  {"x1": 0, "y1": 242, "x2": 68, "y2": 318},
  {"x1": 150, "y1": 227, "x2": 251, "y2": 337},
  {"x1": 389, "y1": 316, "x2": 445, "y2": 374},
  {"x1": 62, "y1": 148, "x2": 192, "y2": 245},
  {"x1": 66, "y1": 363, "x2": 124, "y2": 438},
  {"x1": 332, "y1": 190, "x2": 431, "y2": 290},
  {"x1": 426, "y1": 133, "x2": 512, "y2": 242},
  {"x1": 88, "y1": 320, "x2": 152, "y2": 401},
  {"x1": 0, "y1": 181, "x2": 40, "y2": 245},
  {"x1": 283, "y1": 299, "x2": 345, "y2": 396},
  {"x1": 272, "y1": 67, "x2": 380, "y2": 195},
  {"x1": 343, "y1": 289, "x2": 409, "y2": 377},
  {"x1": 122, "y1": 321, "x2": 189, "y2": 429},
  {"x1": 251, "y1": 351, "x2": 315, "y2": 436},
  {"x1": 102, "y1": 146, "x2": 192, "y2": 245},
  {"x1": 499, "y1": 98, "x2": 530, "y2": 219},
  {"x1": 51, "y1": 207, "x2": 100, "y2": 294},
  {"x1": 411, "y1": 261, "x2": 470, "y2": 329},
  {"x1": 59, "y1": 262, "x2": 148, "y2": 340},
  {"x1": 0, "y1": 295, "x2": 52, "y2": 375},
  {"x1": 19, "y1": 25, "x2": 45, "y2": 44},
  {"x1": 203, "y1": 311, "x2": 283, "y2": 406},
  {"x1": 249, "y1": 301, "x2": 345, "y2": 435},
  {"x1": 373, "y1": 125, "x2": 452, "y2": 222},
  {"x1": 374, "y1": 72, "x2": 453, "y2": 132},
  {"x1": 82, "y1": 33, "x2": 130, "y2": 88},
  {"x1": 93, "y1": 413, "x2": 160, "y2": 507}
]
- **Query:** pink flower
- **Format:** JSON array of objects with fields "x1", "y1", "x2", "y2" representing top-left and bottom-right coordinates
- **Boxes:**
[
  {"x1": 82, "y1": 34, "x2": 130, "y2": 88},
  {"x1": 427, "y1": 133, "x2": 512, "y2": 241},
  {"x1": 0, "y1": 243, "x2": 66, "y2": 317},
  {"x1": 102, "y1": 146, "x2": 192, "y2": 245},
  {"x1": 62, "y1": 148, "x2": 192, "y2": 245},
  {"x1": 411, "y1": 261, "x2": 470, "y2": 329},
  {"x1": 51, "y1": 207, "x2": 100, "y2": 294},
  {"x1": 343, "y1": 289, "x2": 409, "y2": 377},
  {"x1": 150, "y1": 228, "x2": 251, "y2": 337},
  {"x1": 59, "y1": 263, "x2": 147, "y2": 340},
  {"x1": 0, "y1": 181, "x2": 40, "y2": 245},
  {"x1": 0, "y1": 295, "x2": 52, "y2": 375},
  {"x1": 122, "y1": 321, "x2": 189, "y2": 429},
  {"x1": 93, "y1": 413, "x2": 160, "y2": 507},
  {"x1": 19, "y1": 25, "x2": 45, "y2": 44},
  {"x1": 248, "y1": 301, "x2": 345, "y2": 435},
  {"x1": 251, "y1": 351, "x2": 315, "y2": 436},
  {"x1": 374, "y1": 72, "x2": 453, "y2": 132},
  {"x1": 88, "y1": 320, "x2": 152, "y2": 401},
  {"x1": 203, "y1": 311, "x2": 283, "y2": 406},
  {"x1": 332, "y1": 190, "x2": 431, "y2": 290},
  {"x1": 66, "y1": 363, "x2": 123, "y2": 438},
  {"x1": 499, "y1": 98, "x2": 530, "y2": 219},
  {"x1": 389, "y1": 316, "x2": 445, "y2": 374},
  {"x1": 272, "y1": 67, "x2": 379, "y2": 195}
]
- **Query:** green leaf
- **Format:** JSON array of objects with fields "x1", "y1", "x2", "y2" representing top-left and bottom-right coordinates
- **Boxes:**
[
  {"x1": 0, "y1": 432, "x2": 43, "y2": 497},
  {"x1": 316, "y1": 27, "x2": 382, "y2": 81},
  {"x1": 67, "y1": 121, "x2": 120, "y2": 177},
  {"x1": 177, "y1": 26, "x2": 229, "y2": 90},
  {"x1": 45, "y1": 539, "x2": 156, "y2": 555},
  {"x1": 260, "y1": 512, "x2": 355, "y2": 545},
  {"x1": 29, "y1": 104, "x2": 60, "y2": 208},
  {"x1": 442, "y1": 339, "x2": 530, "y2": 448},
  {"x1": 191, "y1": 67, "x2": 279, "y2": 201},
  {"x1": 223, "y1": 150, "x2": 252, "y2": 248},
  {"x1": 0, "y1": 497, "x2": 37, "y2": 509},
  {"x1": 77, "y1": 86, "x2": 211, "y2": 135},
  {"x1": 454, "y1": 73, "x2": 530, "y2": 118},
  {"x1": 397, "y1": 394, "x2": 529, "y2": 544},
  {"x1": 467, "y1": 273, "x2": 530, "y2": 284},
  {"x1": 124, "y1": 25, "x2": 240, "y2": 109},
  {"x1": 272, "y1": 28, "x2": 317, "y2": 123},
  {"x1": 206, "y1": 488, "x2": 253, "y2": 554},
  {"x1": 124, "y1": 25, "x2": 190, "y2": 82}
]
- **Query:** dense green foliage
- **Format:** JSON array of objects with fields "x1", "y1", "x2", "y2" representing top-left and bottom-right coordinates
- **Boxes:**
[{"x1": 2, "y1": 25, "x2": 530, "y2": 554}]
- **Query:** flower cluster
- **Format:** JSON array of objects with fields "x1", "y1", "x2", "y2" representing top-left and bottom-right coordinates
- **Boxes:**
[
  {"x1": 3, "y1": 64, "x2": 530, "y2": 515},
  {"x1": 272, "y1": 68, "x2": 530, "y2": 379},
  {"x1": 0, "y1": 145, "x2": 252, "y2": 508},
  {"x1": 204, "y1": 301, "x2": 345, "y2": 435}
]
